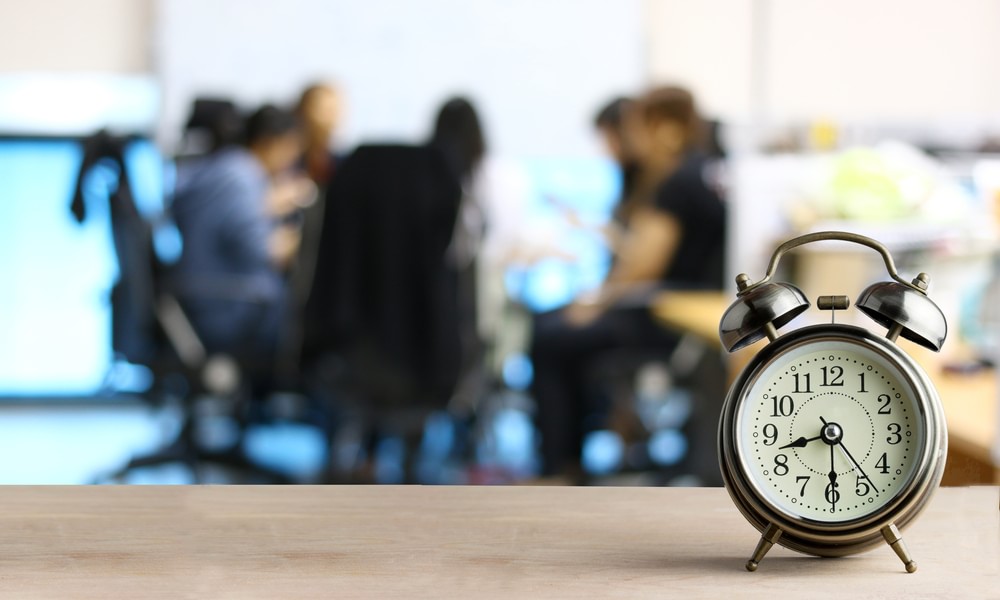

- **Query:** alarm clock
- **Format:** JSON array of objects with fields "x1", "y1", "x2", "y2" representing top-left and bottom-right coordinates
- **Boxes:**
[{"x1": 717, "y1": 231, "x2": 948, "y2": 573}]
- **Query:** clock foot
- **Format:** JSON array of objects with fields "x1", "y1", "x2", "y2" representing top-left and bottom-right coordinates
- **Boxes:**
[
  {"x1": 746, "y1": 523, "x2": 782, "y2": 571},
  {"x1": 881, "y1": 523, "x2": 917, "y2": 573}
]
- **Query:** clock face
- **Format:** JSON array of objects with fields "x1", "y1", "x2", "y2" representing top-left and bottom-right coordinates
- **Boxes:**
[{"x1": 735, "y1": 338, "x2": 927, "y2": 524}]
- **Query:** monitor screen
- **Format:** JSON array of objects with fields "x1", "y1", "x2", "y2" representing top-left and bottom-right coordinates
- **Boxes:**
[{"x1": 0, "y1": 138, "x2": 164, "y2": 396}]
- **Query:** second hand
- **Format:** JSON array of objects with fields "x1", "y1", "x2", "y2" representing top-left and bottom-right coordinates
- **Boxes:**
[{"x1": 820, "y1": 416, "x2": 880, "y2": 495}]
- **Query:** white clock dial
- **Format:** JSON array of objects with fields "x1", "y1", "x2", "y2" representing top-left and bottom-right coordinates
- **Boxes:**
[{"x1": 736, "y1": 340, "x2": 926, "y2": 523}]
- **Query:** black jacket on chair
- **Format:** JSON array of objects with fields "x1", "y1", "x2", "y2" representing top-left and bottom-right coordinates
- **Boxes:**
[
  {"x1": 71, "y1": 131, "x2": 160, "y2": 366},
  {"x1": 305, "y1": 144, "x2": 463, "y2": 407}
]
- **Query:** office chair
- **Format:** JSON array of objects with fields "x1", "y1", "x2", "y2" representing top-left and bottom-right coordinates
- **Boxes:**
[
  {"x1": 582, "y1": 329, "x2": 726, "y2": 485},
  {"x1": 579, "y1": 254, "x2": 728, "y2": 486},
  {"x1": 303, "y1": 144, "x2": 465, "y2": 482},
  {"x1": 72, "y1": 132, "x2": 291, "y2": 483}
]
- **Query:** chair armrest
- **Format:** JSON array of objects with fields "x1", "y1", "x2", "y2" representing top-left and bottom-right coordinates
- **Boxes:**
[{"x1": 155, "y1": 294, "x2": 207, "y2": 369}]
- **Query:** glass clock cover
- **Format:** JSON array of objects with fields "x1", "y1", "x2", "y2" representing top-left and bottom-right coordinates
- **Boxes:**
[{"x1": 736, "y1": 339, "x2": 925, "y2": 523}]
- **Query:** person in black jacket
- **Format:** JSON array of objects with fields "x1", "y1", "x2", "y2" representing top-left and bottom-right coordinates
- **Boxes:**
[
  {"x1": 304, "y1": 142, "x2": 463, "y2": 406},
  {"x1": 530, "y1": 86, "x2": 727, "y2": 479}
]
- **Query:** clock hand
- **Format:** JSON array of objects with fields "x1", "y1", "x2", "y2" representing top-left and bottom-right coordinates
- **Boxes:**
[
  {"x1": 835, "y1": 439, "x2": 880, "y2": 495},
  {"x1": 778, "y1": 435, "x2": 822, "y2": 450},
  {"x1": 827, "y1": 444, "x2": 838, "y2": 512},
  {"x1": 820, "y1": 417, "x2": 880, "y2": 495}
]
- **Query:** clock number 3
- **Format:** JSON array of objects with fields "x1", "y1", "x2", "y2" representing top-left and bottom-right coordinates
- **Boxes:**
[{"x1": 886, "y1": 423, "x2": 902, "y2": 445}]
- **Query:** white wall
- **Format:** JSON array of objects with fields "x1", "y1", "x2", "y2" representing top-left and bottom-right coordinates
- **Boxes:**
[
  {"x1": 0, "y1": 0, "x2": 151, "y2": 72},
  {"x1": 155, "y1": 0, "x2": 646, "y2": 157},
  {"x1": 644, "y1": 0, "x2": 755, "y2": 122},
  {"x1": 767, "y1": 0, "x2": 1000, "y2": 121},
  {"x1": 645, "y1": 0, "x2": 1000, "y2": 124},
  {"x1": 7, "y1": 1, "x2": 1000, "y2": 139}
]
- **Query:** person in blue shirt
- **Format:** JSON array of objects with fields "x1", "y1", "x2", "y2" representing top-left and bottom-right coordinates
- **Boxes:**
[{"x1": 168, "y1": 104, "x2": 307, "y2": 361}]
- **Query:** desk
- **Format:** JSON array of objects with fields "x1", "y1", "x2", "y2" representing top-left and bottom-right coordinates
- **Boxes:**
[
  {"x1": 651, "y1": 291, "x2": 1000, "y2": 484},
  {"x1": 649, "y1": 290, "x2": 729, "y2": 349},
  {"x1": 1, "y1": 486, "x2": 995, "y2": 598}
]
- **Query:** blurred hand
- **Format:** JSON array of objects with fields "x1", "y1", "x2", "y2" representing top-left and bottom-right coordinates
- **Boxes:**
[
  {"x1": 269, "y1": 225, "x2": 302, "y2": 269},
  {"x1": 266, "y1": 176, "x2": 317, "y2": 217},
  {"x1": 564, "y1": 301, "x2": 604, "y2": 328}
]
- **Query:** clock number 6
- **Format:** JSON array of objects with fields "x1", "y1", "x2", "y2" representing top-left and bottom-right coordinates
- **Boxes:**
[{"x1": 824, "y1": 482, "x2": 841, "y2": 505}]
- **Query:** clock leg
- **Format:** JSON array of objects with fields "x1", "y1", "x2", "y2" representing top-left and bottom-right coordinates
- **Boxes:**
[
  {"x1": 746, "y1": 523, "x2": 783, "y2": 571},
  {"x1": 881, "y1": 523, "x2": 917, "y2": 573}
]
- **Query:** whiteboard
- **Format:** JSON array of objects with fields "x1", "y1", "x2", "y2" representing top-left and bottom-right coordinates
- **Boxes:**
[{"x1": 154, "y1": 0, "x2": 645, "y2": 158}]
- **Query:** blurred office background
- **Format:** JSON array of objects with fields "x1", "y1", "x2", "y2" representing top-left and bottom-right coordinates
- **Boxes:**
[{"x1": 1, "y1": 0, "x2": 999, "y2": 484}]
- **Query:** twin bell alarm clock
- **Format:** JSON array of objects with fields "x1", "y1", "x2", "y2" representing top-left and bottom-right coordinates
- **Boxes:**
[{"x1": 717, "y1": 231, "x2": 948, "y2": 573}]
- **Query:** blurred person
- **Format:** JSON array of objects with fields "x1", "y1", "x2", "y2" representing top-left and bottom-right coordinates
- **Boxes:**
[
  {"x1": 594, "y1": 96, "x2": 641, "y2": 218},
  {"x1": 295, "y1": 82, "x2": 343, "y2": 188},
  {"x1": 178, "y1": 98, "x2": 244, "y2": 157},
  {"x1": 555, "y1": 96, "x2": 645, "y2": 259},
  {"x1": 429, "y1": 97, "x2": 486, "y2": 187},
  {"x1": 429, "y1": 97, "x2": 487, "y2": 267},
  {"x1": 530, "y1": 85, "x2": 727, "y2": 479},
  {"x1": 427, "y1": 97, "x2": 488, "y2": 408},
  {"x1": 168, "y1": 104, "x2": 307, "y2": 361}
]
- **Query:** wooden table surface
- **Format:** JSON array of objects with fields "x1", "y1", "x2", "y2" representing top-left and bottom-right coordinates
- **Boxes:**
[
  {"x1": 1, "y1": 486, "x2": 996, "y2": 599},
  {"x1": 650, "y1": 290, "x2": 730, "y2": 349}
]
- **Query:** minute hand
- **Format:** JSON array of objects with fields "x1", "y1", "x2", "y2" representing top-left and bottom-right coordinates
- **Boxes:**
[{"x1": 835, "y1": 439, "x2": 880, "y2": 495}]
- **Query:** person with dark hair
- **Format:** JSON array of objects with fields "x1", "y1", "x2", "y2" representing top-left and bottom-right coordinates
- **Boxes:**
[
  {"x1": 429, "y1": 97, "x2": 486, "y2": 185},
  {"x1": 425, "y1": 96, "x2": 488, "y2": 268},
  {"x1": 424, "y1": 97, "x2": 488, "y2": 407},
  {"x1": 178, "y1": 98, "x2": 245, "y2": 157},
  {"x1": 295, "y1": 82, "x2": 343, "y2": 187},
  {"x1": 167, "y1": 103, "x2": 306, "y2": 359},
  {"x1": 594, "y1": 96, "x2": 640, "y2": 215},
  {"x1": 530, "y1": 85, "x2": 727, "y2": 480}
]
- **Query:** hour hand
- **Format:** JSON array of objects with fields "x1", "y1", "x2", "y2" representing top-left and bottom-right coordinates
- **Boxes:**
[{"x1": 779, "y1": 435, "x2": 822, "y2": 450}]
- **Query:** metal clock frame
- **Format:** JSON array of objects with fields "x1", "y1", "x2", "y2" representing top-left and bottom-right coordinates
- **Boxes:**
[{"x1": 719, "y1": 324, "x2": 947, "y2": 571}]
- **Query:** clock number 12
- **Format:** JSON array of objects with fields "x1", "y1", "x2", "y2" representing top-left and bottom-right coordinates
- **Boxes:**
[{"x1": 820, "y1": 366, "x2": 844, "y2": 387}]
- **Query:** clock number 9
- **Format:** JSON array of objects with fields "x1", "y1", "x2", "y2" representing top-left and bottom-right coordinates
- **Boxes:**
[
  {"x1": 770, "y1": 395, "x2": 794, "y2": 417},
  {"x1": 773, "y1": 454, "x2": 789, "y2": 476},
  {"x1": 762, "y1": 423, "x2": 778, "y2": 446}
]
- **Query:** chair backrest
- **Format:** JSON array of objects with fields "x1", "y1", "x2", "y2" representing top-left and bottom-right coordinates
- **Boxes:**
[
  {"x1": 305, "y1": 144, "x2": 464, "y2": 407},
  {"x1": 72, "y1": 132, "x2": 205, "y2": 372}
]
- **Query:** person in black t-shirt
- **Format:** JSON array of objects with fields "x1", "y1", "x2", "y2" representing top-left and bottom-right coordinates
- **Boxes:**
[{"x1": 530, "y1": 86, "x2": 727, "y2": 479}]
